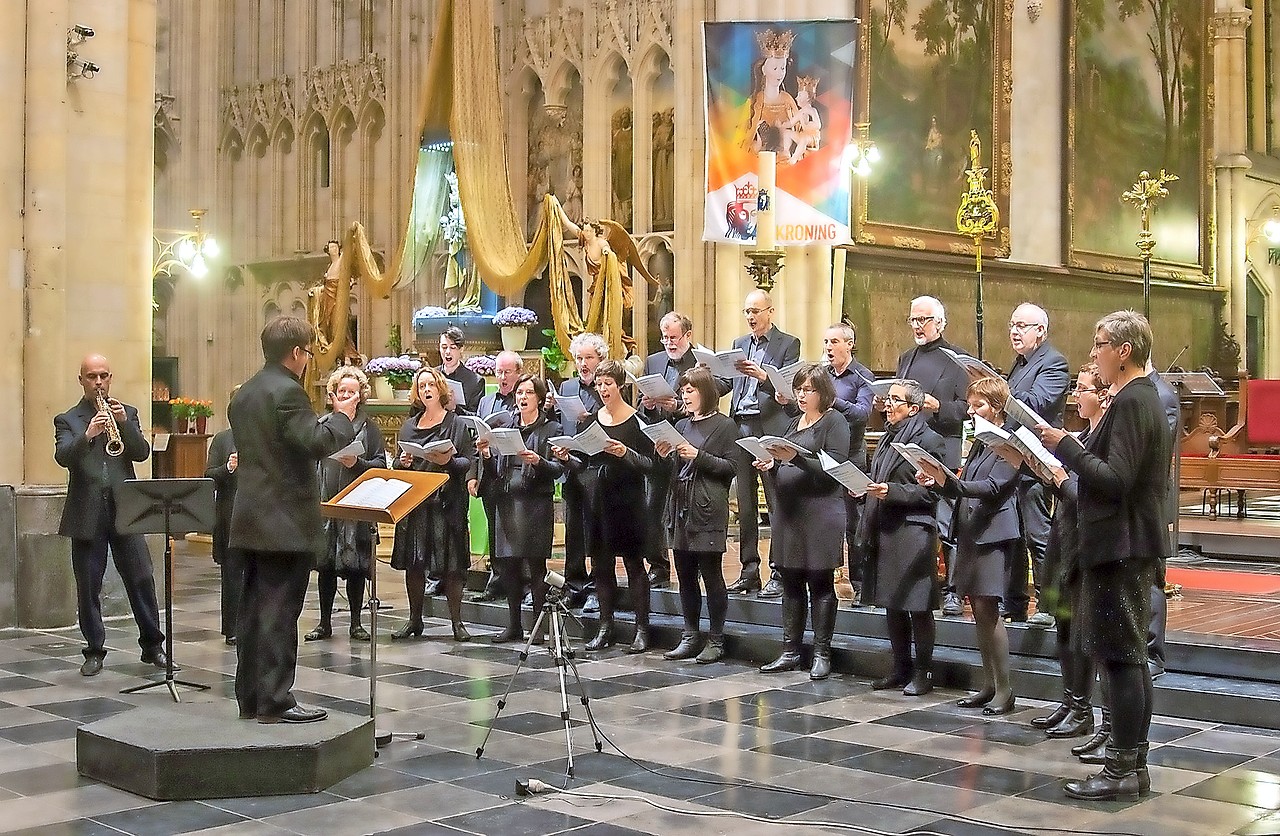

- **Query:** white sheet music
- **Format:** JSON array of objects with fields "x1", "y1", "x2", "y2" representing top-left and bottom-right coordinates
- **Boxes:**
[
  {"x1": 328, "y1": 438, "x2": 366, "y2": 461},
  {"x1": 940, "y1": 347, "x2": 1001, "y2": 380},
  {"x1": 335, "y1": 477, "x2": 412, "y2": 510},
  {"x1": 639, "y1": 420, "x2": 690, "y2": 449},
  {"x1": 553, "y1": 387, "x2": 589, "y2": 426},
  {"x1": 445, "y1": 378, "x2": 466, "y2": 408},
  {"x1": 890, "y1": 442, "x2": 952, "y2": 481},
  {"x1": 457, "y1": 414, "x2": 494, "y2": 442},
  {"x1": 399, "y1": 439, "x2": 457, "y2": 459},
  {"x1": 870, "y1": 378, "x2": 904, "y2": 398},
  {"x1": 1012, "y1": 426, "x2": 1063, "y2": 471},
  {"x1": 488, "y1": 427, "x2": 528, "y2": 456},
  {"x1": 691, "y1": 346, "x2": 749, "y2": 378},
  {"x1": 818, "y1": 450, "x2": 874, "y2": 495},
  {"x1": 762, "y1": 360, "x2": 805, "y2": 401},
  {"x1": 736, "y1": 435, "x2": 808, "y2": 461},
  {"x1": 971, "y1": 414, "x2": 1012, "y2": 446},
  {"x1": 1005, "y1": 396, "x2": 1049, "y2": 431},
  {"x1": 628, "y1": 372, "x2": 677, "y2": 401},
  {"x1": 549, "y1": 422, "x2": 612, "y2": 456}
]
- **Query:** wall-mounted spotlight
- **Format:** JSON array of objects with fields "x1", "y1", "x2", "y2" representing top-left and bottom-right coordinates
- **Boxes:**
[{"x1": 67, "y1": 25, "x2": 100, "y2": 81}]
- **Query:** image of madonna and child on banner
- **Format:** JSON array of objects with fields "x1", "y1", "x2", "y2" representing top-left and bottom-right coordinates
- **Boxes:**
[{"x1": 703, "y1": 20, "x2": 859, "y2": 247}]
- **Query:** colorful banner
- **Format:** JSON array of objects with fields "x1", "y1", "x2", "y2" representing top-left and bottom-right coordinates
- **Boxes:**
[{"x1": 703, "y1": 20, "x2": 859, "y2": 247}]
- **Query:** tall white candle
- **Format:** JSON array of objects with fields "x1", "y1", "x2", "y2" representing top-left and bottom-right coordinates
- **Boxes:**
[{"x1": 756, "y1": 151, "x2": 777, "y2": 250}]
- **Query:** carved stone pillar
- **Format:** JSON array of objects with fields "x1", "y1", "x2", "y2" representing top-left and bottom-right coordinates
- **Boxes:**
[{"x1": 1212, "y1": 6, "x2": 1252, "y2": 368}]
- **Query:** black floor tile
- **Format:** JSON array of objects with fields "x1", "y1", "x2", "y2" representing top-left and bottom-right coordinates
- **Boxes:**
[
  {"x1": 1147, "y1": 745, "x2": 1255, "y2": 773},
  {"x1": 30, "y1": 697, "x2": 134, "y2": 721},
  {"x1": 0, "y1": 676, "x2": 58, "y2": 692},
  {"x1": 472, "y1": 711, "x2": 585, "y2": 736},
  {"x1": 381, "y1": 669, "x2": 470, "y2": 689},
  {"x1": 909, "y1": 819, "x2": 1032, "y2": 836},
  {"x1": 451, "y1": 764, "x2": 569, "y2": 797},
  {"x1": 606, "y1": 764, "x2": 727, "y2": 800},
  {"x1": 1235, "y1": 811, "x2": 1280, "y2": 835},
  {"x1": 0, "y1": 762, "x2": 95, "y2": 795},
  {"x1": 842, "y1": 748, "x2": 965, "y2": 780},
  {"x1": 1178, "y1": 770, "x2": 1280, "y2": 810},
  {"x1": 749, "y1": 734, "x2": 877, "y2": 763},
  {"x1": 606, "y1": 670, "x2": 699, "y2": 690},
  {"x1": 873, "y1": 709, "x2": 982, "y2": 734},
  {"x1": 692, "y1": 783, "x2": 829, "y2": 818},
  {"x1": 93, "y1": 801, "x2": 246, "y2": 836},
  {"x1": 528, "y1": 752, "x2": 641, "y2": 783},
  {"x1": 743, "y1": 710, "x2": 848, "y2": 735},
  {"x1": 6, "y1": 822, "x2": 129, "y2": 836},
  {"x1": 0, "y1": 719, "x2": 82, "y2": 745},
  {"x1": 433, "y1": 678, "x2": 520, "y2": 701},
  {"x1": 438, "y1": 802, "x2": 592, "y2": 835},
  {"x1": 737, "y1": 688, "x2": 839, "y2": 711},
  {"x1": 390, "y1": 750, "x2": 518, "y2": 781},
  {"x1": 0, "y1": 659, "x2": 80, "y2": 676},
  {"x1": 327, "y1": 766, "x2": 433, "y2": 799},
  {"x1": 950, "y1": 721, "x2": 1052, "y2": 747},
  {"x1": 1148, "y1": 721, "x2": 1204, "y2": 744},
  {"x1": 928, "y1": 763, "x2": 1060, "y2": 795},
  {"x1": 552, "y1": 824, "x2": 653, "y2": 836}
]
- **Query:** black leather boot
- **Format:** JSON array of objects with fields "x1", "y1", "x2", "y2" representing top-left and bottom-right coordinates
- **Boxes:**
[
  {"x1": 627, "y1": 626, "x2": 650, "y2": 654},
  {"x1": 760, "y1": 594, "x2": 804, "y2": 673},
  {"x1": 696, "y1": 634, "x2": 724, "y2": 664},
  {"x1": 1046, "y1": 693, "x2": 1095, "y2": 739},
  {"x1": 1064, "y1": 747, "x2": 1142, "y2": 802},
  {"x1": 664, "y1": 632, "x2": 703, "y2": 661},
  {"x1": 1136, "y1": 741, "x2": 1151, "y2": 796},
  {"x1": 586, "y1": 620, "x2": 615, "y2": 651},
  {"x1": 1075, "y1": 708, "x2": 1111, "y2": 763},
  {"x1": 1032, "y1": 691, "x2": 1073, "y2": 729},
  {"x1": 809, "y1": 592, "x2": 837, "y2": 681}
]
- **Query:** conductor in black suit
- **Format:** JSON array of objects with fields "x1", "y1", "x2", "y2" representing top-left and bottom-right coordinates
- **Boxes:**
[
  {"x1": 54, "y1": 354, "x2": 167, "y2": 678},
  {"x1": 727, "y1": 290, "x2": 801, "y2": 599},
  {"x1": 229, "y1": 316, "x2": 356, "y2": 724}
]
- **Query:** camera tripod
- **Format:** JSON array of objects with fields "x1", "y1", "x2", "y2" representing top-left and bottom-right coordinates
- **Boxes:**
[{"x1": 476, "y1": 590, "x2": 603, "y2": 778}]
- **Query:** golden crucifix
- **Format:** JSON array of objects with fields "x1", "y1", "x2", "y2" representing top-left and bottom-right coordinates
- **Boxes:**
[
  {"x1": 955, "y1": 130, "x2": 999, "y2": 360},
  {"x1": 1121, "y1": 169, "x2": 1177, "y2": 319}
]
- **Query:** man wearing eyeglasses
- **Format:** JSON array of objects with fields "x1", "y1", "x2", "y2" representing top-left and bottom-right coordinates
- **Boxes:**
[
  {"x1": 727, "y1": 290, "x2": 801, "y2": 598},
  {"x1": 1004, "y1": 303, "x2": 1070, "y2": 627},
  {"x1": 640, "y1": 313, "x2": 731, "y2": 589},
  {"x1": 823, "y1": 324, "x2": 875, "y2": 605},
  {"x1": 895, "y1": 296, "x2": 970, "y2": 616}
]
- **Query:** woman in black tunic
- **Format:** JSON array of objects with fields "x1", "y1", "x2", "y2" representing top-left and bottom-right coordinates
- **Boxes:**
[
  {"x1": 858, "y1": 379, "x2": 948, "y2": 696},
  {"x1": 918, "y1": 377, "x2": 1021, "y2": 714},
  {"x1": 755, "y1": 365, "x2": 850, "y2": 680},
  {"x1": 655, "y1": 366, "x2": 738, "y2": 665},
  {"x1": 1039, "y1": 312, "x2": 1170, "y2": 802},
  {"x1": 389, "y1": 367, "x2": 476, "y2": 642},
  {"x1": 480, "y1": 373, "x2": 564, "y2": 643},
  {"x1": 307, "y1": 367, "x2": 387, "y2": 642},
  {"x1": 552, "y1": 359, "x2": 657, "y2": 653}
]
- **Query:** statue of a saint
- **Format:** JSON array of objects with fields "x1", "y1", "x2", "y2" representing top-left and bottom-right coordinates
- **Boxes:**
[{"x1": 441, "y1": 171, "x2": 482, "y2": 313}]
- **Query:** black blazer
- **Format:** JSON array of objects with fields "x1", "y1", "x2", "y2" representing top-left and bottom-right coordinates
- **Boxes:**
[
  {"x1": 478, "y1": 390, "x2": 517, "y2": 421},
  {"x1": 54, "y1": 398, "x2": 152, "y2": 540},
  {"x1": 857, "y1": 412, "x2": 947, "y2": 547},
  {"x1": 730, "y1": 326, "x2": 801, "y2": 434},
  {"x1": 665, "y1": 412, "x2": 738, "y2": 552},
  {"x1": 228, "y1": 363, "x2": 354, "y2": 556},
  {"x1": 896, "y1": 337, "x2": 970, "y2": 467},
  {"x1": 934, "y1": 442, "x2": 1021, "y2": 546},
  {"x1": 206, "y1": 428, "x2": 238, "y2": 563},
  {"x1": 554, "y1": 376, "x2": 603, "y2": 433},
  {"x1": 1056, "y1": 377, "x2": 1171, "y2": 568},
  {"x1": 639, "y1": 350, "x2": 732, "y2": 424},
  {"x1": 1006, "y1": 342, "x2": 1070, "y2": 427}
]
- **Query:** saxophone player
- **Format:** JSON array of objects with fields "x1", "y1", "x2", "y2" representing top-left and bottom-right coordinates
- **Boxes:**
[{"x1": 53, "y1": 354, "x2": 166, "y2": 677}]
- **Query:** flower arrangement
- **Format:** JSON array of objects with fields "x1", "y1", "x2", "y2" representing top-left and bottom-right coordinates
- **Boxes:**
[
  {"x1": 492, "y1": 306, "x2": 539, "y2": 328},
  {"x1": 169, "y1": 397, "x2": 213, "y2": 421},
  {"x1": 413, "y1": 305, "x2": 450, "y2": 321},
  {"x1": 464, "y1": 354, "x2": 497, "y2": 376},
  {"x1": 365, "y1": 355, "x2": 422, "y2": 388}
]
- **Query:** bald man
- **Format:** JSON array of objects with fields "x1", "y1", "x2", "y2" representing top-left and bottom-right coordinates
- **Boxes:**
[{"x1": 54, "y1": 354, "x2": 167, "y2": 677}]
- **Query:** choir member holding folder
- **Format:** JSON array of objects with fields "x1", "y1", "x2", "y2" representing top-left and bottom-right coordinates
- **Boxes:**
[
  {"x1": 552, "y1": 360, "x2": 657, "y2": 653},
  {"x1": 857, "y1": 380, "x2": 947, "y2": 695},
  {"x1": 308, "y1": 367, "x2": 387, "y2": 643},
  {"x1": 652, "y1": 367, "x2": 737, "y2": 664},
  {"x1": 478, "y1": 374, "x2": 564, "y2": 644},
  {"x1": 389, "y1": 367, "x2": 476, "y2": 642},
  {"x1": 752, "y1": 365, "x2": 849, "y2": 680},
  {"x1": 916, "y1": 377, "x2": 1021, "y2": 715}
]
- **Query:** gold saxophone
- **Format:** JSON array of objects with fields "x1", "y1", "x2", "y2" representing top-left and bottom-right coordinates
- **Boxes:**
[{"x1": 95, "y1": 394, "x2": 125, "y2": 457}]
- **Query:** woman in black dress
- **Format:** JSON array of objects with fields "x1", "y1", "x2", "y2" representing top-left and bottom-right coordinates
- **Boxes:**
[
  {"x1": 858, "y1": 379, "x2": 948, "y2": 696},
  {"x1": 655, "y1": 366, "x2": 738, "y2": 665},
  {"x1": 480, "y1": 373, "x2": 564, "y2": 643},
  {"x1": 389, "y1": 367, "x2": 476, "y2": 642},
  {"x1": 552, "y1": 359, "x2": 656, "y2": 653},
  {"x1": 1039, "y1": 311, "x2": 1170, "y2": 802},
  {"x1": 307, "y1": 367, "x2": 387, "y2": 643},
  {"x1": 918, "y1": 377, "x2": 1021, "y2": 714},
  {"x1": 755, "y1": 365, "x2": 850, "y2": 680}
]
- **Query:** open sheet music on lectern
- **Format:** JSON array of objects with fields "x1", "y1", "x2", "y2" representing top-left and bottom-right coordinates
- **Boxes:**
[
  {"x1": 328, "y1": 437, "x2": 366, "y2": 461},
  {"x1": 335, "y1": 476, "x2": 413, "y2": 510},
  {"x1": 639, "y1": 419, "x2": 690, "y2": 449},
  {"x1": 940, "y1": 347, "x2": 1001, "y2": 381},
  {"x1": 890, "y1": 442, "x2": 953, "y2": 481},
  {"x1": 549, "y1": 422, "x2": 612, "y2": 456},
  {"x1": 627, "y1": 371, "x2": 677, "y2": 401},
  {"x1": 736, "y1": 435, "x2": 808, "y2": 462},
  {"x1": 818, "y1": 450, "x2": 874, "y2": 495},
  {"x1": 691, "y1": 346, "x2": 749, "y2": 378},
  {"x1": 399, "y1": 438, "x2": 457, "y2": 459}
]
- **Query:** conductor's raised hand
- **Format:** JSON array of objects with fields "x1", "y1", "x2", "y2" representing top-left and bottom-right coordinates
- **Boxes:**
[{"x1": 331, "y1": 388, "x2": 359, "y2": 420}]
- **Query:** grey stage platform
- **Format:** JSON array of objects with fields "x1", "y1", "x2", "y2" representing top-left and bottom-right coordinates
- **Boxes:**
[{"x1": 76, "y1": 703, "x2": 374, "y2": 800}]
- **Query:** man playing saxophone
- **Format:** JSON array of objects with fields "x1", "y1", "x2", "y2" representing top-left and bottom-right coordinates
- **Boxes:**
[{"x1": 54, "y1": 354, "x2": 167, "y2": 677}]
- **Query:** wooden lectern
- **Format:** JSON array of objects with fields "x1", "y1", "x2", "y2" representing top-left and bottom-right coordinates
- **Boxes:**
[{"x1": 321, "y1": 467, "x2": 448, "y2": 751}]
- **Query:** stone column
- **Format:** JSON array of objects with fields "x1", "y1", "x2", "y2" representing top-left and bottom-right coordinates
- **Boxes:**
[
  {"x1": 0, "y1": 0, "x2": 28, "y2": 487},
  {"x1": 1211, "y1": 5, "x2": 1253, "y2": 370}
]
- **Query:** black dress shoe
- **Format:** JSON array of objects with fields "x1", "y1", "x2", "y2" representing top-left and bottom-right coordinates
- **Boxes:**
[
  {"x1": 871, "y1": 673, "x2": 910, "y2": 690},
  {"x1": 259, "y1": 705, "x2": 327, "y2": 724},
  {"x1": 982, "y1": 694, "x2": 1016, "y2": 716},
  {"x1": 757, "y1": 578, "x2": 783, "y2": 599},
  {"x1": 80, "y1": 656, "x2": 103, "y2": 677},
  {"x1": 348, "y1": 626, "x2": 371, "y2": 642},
  {"x1": 491, "y1": 626, "x2": 524, "y2": 644},
  {"x1": 726, "y1": 575, "x2": 761, "y2": 594},
  {"x1": 957, "y1": 689, "x2": 996, "y2": 708},
  {"x1": 140, "y1": 648, "x2": 175, "y2": 670},
  {"x1": 304, "y1": 624, "x2": 332, "y2": 642},
  {"x1": 1031, "y1": 701, "x2": 1072, "y2": 729}
]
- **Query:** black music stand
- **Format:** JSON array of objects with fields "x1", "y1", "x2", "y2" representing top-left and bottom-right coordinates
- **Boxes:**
[
  {"x1": 114, "y1": 478, "x2": 215, "y2": 702},
  {"x1": 1160, "y1": 372, "x2": 1226, "y2": 551}
]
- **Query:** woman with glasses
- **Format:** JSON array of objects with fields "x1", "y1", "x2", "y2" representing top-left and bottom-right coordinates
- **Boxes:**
[
  {"x1": 552, "y1": 360, "x2": 657, "y2": 652},
  {"x1": 655, "y1": 366, "x2": 738, "y2": 664},
  {"x1": 858, "y1": 380, "x2": 948, "y2": 695},
  {"x1": 1038, "y1": 312, "x2": 1170, "y2": 802},
  {"x1": 754, "y1": 364, "x2": 850, "y2": 680},
  {"x1": 916, "y1": 377, "x2": 1021, "y2": 715},
  {"x1": 478, "y1": 374, "x2": 564, "y2": 644},
  {"x1": 389, "y1": 367, "x2": 476, "y2": 642}
]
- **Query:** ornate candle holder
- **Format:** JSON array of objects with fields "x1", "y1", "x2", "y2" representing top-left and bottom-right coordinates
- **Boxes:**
[{"x1": 744, "y1": 248, "x2": 785, "y2": 292}]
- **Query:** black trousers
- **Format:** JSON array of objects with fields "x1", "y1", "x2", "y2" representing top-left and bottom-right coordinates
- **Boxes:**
[
  {"x1": 844, "y1": 493, "x2": 865, "y2": 585},
  {"x1": 219, "y1": 548, "x2": 245, "y2": 638},
  {"x1": 1006, "y1": 479, "x2": 1052, "y2": 613},
  {"x1": 645, "y1": 467, "x2": 672, "y2": 580},
  {"x1": 236, "y1": 550, "x2": 312, "y2": 719},
  {"x1": 70, "y1": 533, "x2": 164, "y2": 659},
  {"x1": 562, "y1": 480, "x2": 593, "y2": 592},
  {"x1": 733, "y1": 416, "x2": 779, "y2": 581}
]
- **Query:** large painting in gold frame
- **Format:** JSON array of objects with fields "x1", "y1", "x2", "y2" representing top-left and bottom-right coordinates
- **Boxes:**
[
  {"x1": 1065, "y1": 0, "x2": 1212, "y2": 280},
  {"x1": 854, "y1": 0, "x2": 1012, "y2": 257}
]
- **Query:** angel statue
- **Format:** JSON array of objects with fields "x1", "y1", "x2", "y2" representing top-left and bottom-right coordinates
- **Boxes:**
[
  {"x1": 559, "y1": 214, "x2": 660, "y2": 355},
  {"x1": 307, "y1": 239, "x2": 361, "y2": 365}
]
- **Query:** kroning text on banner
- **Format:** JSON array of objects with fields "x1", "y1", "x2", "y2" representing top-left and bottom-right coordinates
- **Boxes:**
[{"x1": 703, "y1": 20, "x2": 859, "y2": 247}]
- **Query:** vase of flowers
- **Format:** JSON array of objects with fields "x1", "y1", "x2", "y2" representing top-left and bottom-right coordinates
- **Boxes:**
[
  {"x1": 169, "y1": 397, "x2": 213, "y2": 433},
  {"x1": 493, "y1": 306, "x2": 538, "y2": 352},
  {"x1": 365, "y1": 355, "x2": 422, "y2": 401},
  {"x1": 464, "y1": 354, "x2": 497, "y2": 380}
]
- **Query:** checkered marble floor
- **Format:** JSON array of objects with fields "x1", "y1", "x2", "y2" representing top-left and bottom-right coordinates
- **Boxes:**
[{"x1": 0, "y1": 546, "x2": 1277, "y2": 836}]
